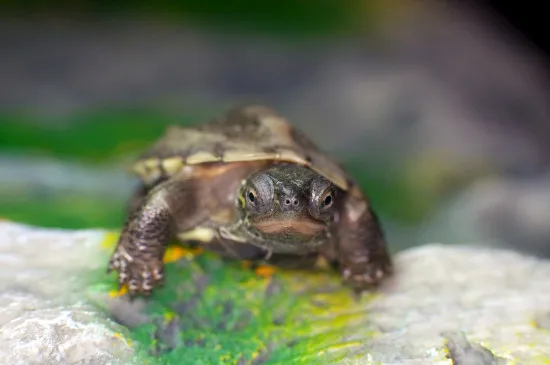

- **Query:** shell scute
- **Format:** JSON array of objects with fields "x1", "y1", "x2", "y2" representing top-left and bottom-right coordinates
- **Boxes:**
[{"x1": 132, "y1": 105, "x2": 350, "y2": 190}]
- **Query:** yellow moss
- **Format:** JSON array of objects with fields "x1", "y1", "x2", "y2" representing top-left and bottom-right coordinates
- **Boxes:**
[
  {"x1": 219, "y1": 354, "x2": 229, "y2": 362},
  {"x1": 113, "y1": 332, "x2": 132, "y2": 347},
  {"x1": 441, "y1": 339, "x2": 451, "y2": 359},
  {"x1": 281, "y1": 270, "x2": 335, "y2": 293},
  {"x1": 250, "y1": 349, "x2": 261, "y2": 360},
  {"x1": 334, "y1": 312, "x2": 372, "y2": 329},
  {"x1": 317, "y1": 340, "x2": 363, "y2": 355},
  {"x1": 310, "y1": 292, "x2": 353, "y2": 307},
  {"x1": 163, "y1": 245, "x2": 203, "y2": 263},
  {"x1": 109, "y1": 285, "x2": 127, "y2": 297},
  {"x1": 530, "y1": 355, "x2": 550, "y2": 364},
  {"x1": 100, "y1": 231, "x2": 119, "y2": 250},
  {"x1": 254, "y1": 265, "x2": 276, "y2": 278},
  {"x1": 163, "y1": 311, "x2": 176, "y2": 323}
]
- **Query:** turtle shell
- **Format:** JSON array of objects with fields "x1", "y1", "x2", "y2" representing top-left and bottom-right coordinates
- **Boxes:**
[{"x1": 132, "y1": 105, "x2": 351, "y2": 191}]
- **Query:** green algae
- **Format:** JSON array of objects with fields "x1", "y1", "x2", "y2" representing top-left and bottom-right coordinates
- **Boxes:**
[{"x1": 94, "y1": 234, "x2": 381, "y2": 365}]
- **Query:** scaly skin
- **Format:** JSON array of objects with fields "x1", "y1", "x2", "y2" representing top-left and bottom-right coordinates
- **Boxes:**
[
  {"x1": 107, "y1": 170, "x2": 392, "y2": 298},
  {"x1": 107, "y1": 189, "x2": 172, "y2": 295},
  {"x1": 334, "y1": 187, "x2": 393, "y2": 291}
]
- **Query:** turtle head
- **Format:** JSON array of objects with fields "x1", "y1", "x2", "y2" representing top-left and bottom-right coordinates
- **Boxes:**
[{"x1": 228, "y1": 164, "x2": 338, "y2": 254}]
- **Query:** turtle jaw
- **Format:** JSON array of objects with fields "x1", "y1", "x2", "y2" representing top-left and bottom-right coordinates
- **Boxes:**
[
  {"x1": 219, "y1": 218, "x2": 330, "y2": 255},
  {"x1": 252, "y1": 216, "x2": 325, "y2": 237}
]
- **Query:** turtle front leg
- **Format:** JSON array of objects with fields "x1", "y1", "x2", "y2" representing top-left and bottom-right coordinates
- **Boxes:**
[
  {"x1": 333, "y1": 187, "x2": 392, "y2": 292},
  {"x1": 108, "y1": 180, "x2": 192, "y2": 297}
]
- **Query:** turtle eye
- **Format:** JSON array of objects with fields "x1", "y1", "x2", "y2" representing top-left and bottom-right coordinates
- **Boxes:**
[
  {"x1": 321, "y1": 191, "x2": 333, "y2": 209},
  {"x1": 247, "y1": 189, "x2": 257, "y2": 203},
  {"x1": 309, "y1": 176, "x2": 336, "y2": 220},
  {"x1": 244, "y1": 174, "x2": 274, "y2": 214}
]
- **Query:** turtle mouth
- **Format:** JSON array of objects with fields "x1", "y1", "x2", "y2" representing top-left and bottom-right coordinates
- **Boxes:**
[{"x1": 252, "y1": 218, "x2": 325, "y2": 236}]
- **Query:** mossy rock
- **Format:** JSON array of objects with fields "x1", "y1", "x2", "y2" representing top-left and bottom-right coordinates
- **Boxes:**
[{"x1": 92, "y1": 233, "x2": 382, "y2": 364}]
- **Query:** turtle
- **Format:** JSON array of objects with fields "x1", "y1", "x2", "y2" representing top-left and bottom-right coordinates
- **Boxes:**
[{"x1": 107, "y1": 104, "x2": 392, "y2": 297}]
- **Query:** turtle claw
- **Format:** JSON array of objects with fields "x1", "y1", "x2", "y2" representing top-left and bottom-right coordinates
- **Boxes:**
[
  {"x1": 107, "y1": 246, "x2": 165, "y2": 298},
  {"x1": 341, "y1": 260, "x2": 392, "y2": 292}
]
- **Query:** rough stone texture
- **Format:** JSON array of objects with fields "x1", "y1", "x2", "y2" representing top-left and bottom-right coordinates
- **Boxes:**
[
  {"x1": 2, "y1": 221, "x2": 550, "y2": 364},
  {"x1": 0, "y1": 221, "x2": 134, "y2": 365},
  {"x1": 357, "y1": 244, "x2": 550, "y2": 363},
  {"x1": 0, "y1": 305, "x2": 133, "y2": 365},
  {"x1": 442, "y1": 332, "x2": 507, "y2": 365}
]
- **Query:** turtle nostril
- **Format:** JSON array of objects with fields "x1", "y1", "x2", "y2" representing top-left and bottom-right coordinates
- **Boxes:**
[{"x1": 283, "y1": 196, "x2": 299, "y2": 208}]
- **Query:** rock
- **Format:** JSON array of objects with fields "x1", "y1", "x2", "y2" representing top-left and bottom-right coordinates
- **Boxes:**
[
  {"x1": 1, "y1": 220, "x2": 550, "y2": 364},
  {"x1": 360, "y1": 244, "x2": 550, "y2": 363},
  {"x1": 0, "y1": 304, "x2": 133, "y2": 365},
  {"x1": 442, "y1": 331, "x2": 507, "y2": 365},
  {"x1": 0, "y1": 221, "x2": 135, "y2": 365}
]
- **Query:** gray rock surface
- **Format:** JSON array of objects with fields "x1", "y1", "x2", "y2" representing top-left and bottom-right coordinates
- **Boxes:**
[
  {"x1": 0, "y1": 304, "x2": 133, "y2": 365},
  {"x1": 2, "y1": 221, "x2": 550, "y2": 364},
  {"x1": 442, "y1": 331, "x2": 507, "y2": 365},
  {"x1": 359, "y1": 244, "x2": 550, "y2": 364},
  {"x1": 0, "y1": 221, "x2": 134, "y2": 365}
]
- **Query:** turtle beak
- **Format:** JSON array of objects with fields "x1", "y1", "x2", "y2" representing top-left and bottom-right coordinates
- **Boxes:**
[{"x1": 253, "y1": 217, "x2": 325, "y2": 236}]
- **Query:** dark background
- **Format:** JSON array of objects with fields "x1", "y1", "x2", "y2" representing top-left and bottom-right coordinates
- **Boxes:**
[{"x1": 478, "y1": 2, "x2": 549, "y2": 58}]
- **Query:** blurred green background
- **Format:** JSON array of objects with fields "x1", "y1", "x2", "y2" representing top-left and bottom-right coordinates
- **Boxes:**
[
  {"x1": 0, "y1": 108, "x2": 420, "y2": 229},
  {"x1": 0, "y1": 0, "x2": 423, "y2": 232},
  {"x1": 2, "y1": 0, "x2": 374, "y2": 35},
  {"x1": 1, "y1": 0, "x2": 549, "y2": 253}
]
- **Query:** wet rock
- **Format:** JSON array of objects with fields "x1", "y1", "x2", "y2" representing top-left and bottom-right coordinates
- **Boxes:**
[
  {"x1": 0, "y1": 222, "x2": 134, "y2": 365},
  {"x1": 2, "y1": 221, "x2": 550, "y2": 364},
  {"x1": 0, "y1": 304, "x2": 133, "y2": 365},
  {"x1": 359, "y1": 244, "x2": 550, "y2": 363},
  {"x1": 443, "y1": 331, "x2": 508, "y2": 365}
]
